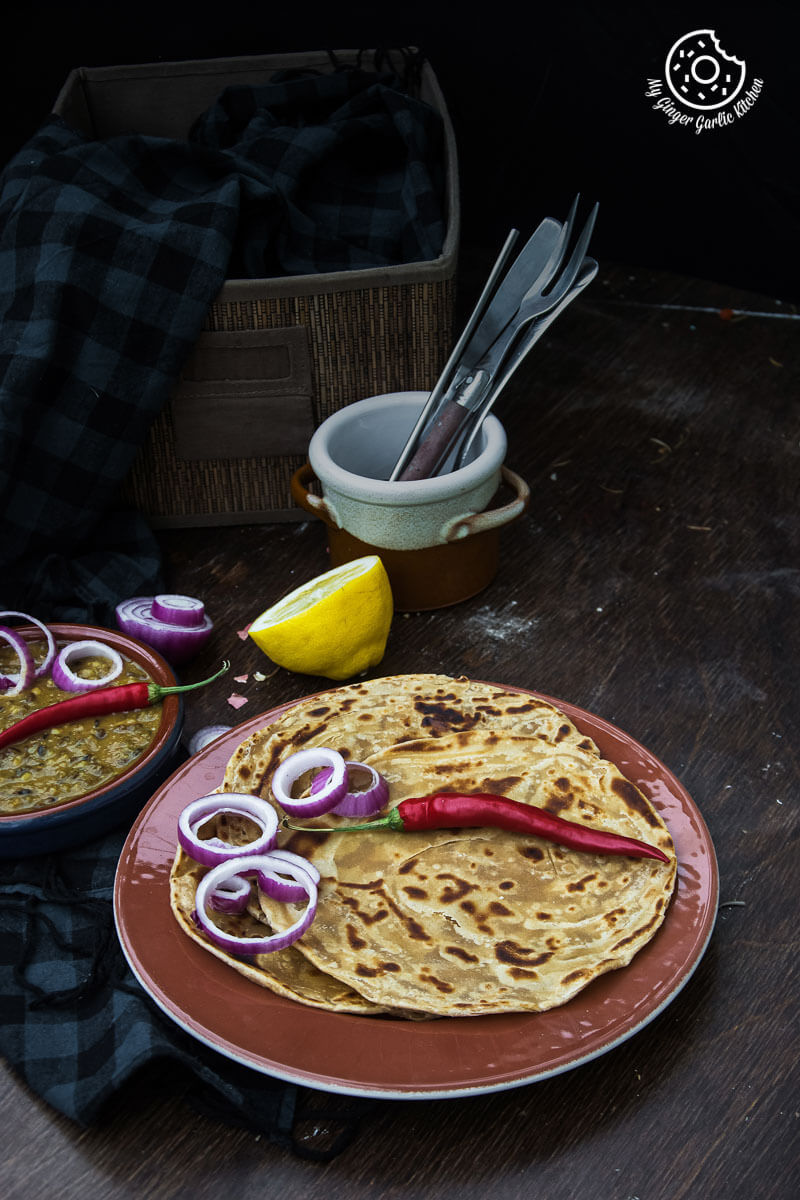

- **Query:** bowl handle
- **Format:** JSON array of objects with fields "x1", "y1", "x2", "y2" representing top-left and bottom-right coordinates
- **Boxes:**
[
  {"x1": 442, "y1": 466, "x2": 530, "y2": 542},
  {"x1": 291, "y1": 463, "x2": 341, "y2": 529}
]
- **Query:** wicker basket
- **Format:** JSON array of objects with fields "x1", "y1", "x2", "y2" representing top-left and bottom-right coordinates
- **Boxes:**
[{"x1": 53, "y1": 50, "x2": 459, "y2": 525}]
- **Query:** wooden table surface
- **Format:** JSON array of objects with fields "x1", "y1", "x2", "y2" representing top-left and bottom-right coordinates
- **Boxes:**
[{"x1": 2, "y1": 261, "x2": 798, "y2": 1199}]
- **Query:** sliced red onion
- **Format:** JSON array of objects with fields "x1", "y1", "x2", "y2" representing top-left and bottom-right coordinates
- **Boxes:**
[
  {"x1": 0, "y1": 625, "x2": 35, "y2": 696},
  {"x1": 311, "y1": 759, "x2": 390, "y2": 817},
  {"x1": 115, "y1": 595, "x2": 213, "y2": 665},
  {"x1": 152, "y1": 593, "x2": 206, "y2": 628},
  {"x1": 271, "y1": 748, "x2": 348, "y2": 817},
  {"x1": 207, "y1": 873, "x2": 251, "y2": 914},
  {"x1": 51, "y1": 640, "x2": 123, "y2": 693},
  {"x1": 194, "y1": 853, "x2": 318, "y2": 954},
  {"x1": 0, "y1": 611, "x2": 56, "y2": 680},
  {"x1": 178, "y1": 794, "x2": 279, "y2": 867},
  {"x1": 259, "y1": 849, "x2": 321, "y2": 902},
  {"x1": 187, "y1": 724, "x2": 233, "y2": 755}
]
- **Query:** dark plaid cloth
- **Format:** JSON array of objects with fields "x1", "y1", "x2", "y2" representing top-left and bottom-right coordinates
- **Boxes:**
[
  {"x1": 0, "y1": 60, "x2": 440, "y2": 1146},
  {"x1": 0, "y1": 55, "x2": 445, "y2": 624},
  {"x1": 191, "y1": 60, "x2": 446, "y2": 277},
  {"x1": 0, "y1": 824, "x2": 376, "y2": 1159}
]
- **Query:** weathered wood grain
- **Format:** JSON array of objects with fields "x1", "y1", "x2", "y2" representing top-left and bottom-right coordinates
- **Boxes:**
[{"x1": 1, "y1": 262, "x2": 797, "y2": 1200}]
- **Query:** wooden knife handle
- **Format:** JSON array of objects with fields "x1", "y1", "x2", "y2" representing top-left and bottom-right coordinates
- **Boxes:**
[{"x1": 397, "y1": 401, "x2": 468, "y2": 481}]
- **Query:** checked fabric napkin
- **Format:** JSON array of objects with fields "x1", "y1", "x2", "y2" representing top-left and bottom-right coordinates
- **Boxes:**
[
  {"x1": 0, "y1": 50, "x2": 441, "y2": 1151},
  {"x1": 0, "y1": 822, "x2": 376, "y2": 1159},
  {"x1": 0, "y1": 51, "x2": 445, "y2": 625}
]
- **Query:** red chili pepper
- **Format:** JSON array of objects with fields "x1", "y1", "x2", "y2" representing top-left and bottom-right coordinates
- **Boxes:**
[
  {"x1": 289, "y1": 791, "x2": 670, "y2": 863},
  {"x1": 0, "y1": 661, "x2": 229, "y2": 751}
]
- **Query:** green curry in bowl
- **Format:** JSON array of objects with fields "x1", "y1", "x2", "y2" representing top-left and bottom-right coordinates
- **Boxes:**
[{"x1": 0, "y1": 640, "x2": 162, "y2": 815}]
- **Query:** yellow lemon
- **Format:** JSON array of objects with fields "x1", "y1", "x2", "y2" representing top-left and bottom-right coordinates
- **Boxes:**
[{"x1": 248, "y1": 555, "x2": 393, "y2": 680}]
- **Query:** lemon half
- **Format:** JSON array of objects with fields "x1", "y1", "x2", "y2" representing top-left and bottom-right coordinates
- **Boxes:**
[{"x1": 248, "y1": 556, "x2": 393, "y2": 680}]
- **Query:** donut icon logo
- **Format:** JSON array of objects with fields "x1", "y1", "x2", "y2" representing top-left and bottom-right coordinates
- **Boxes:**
[{"x1": 665, "y1": 29, "x2": 747, "y2": 111}]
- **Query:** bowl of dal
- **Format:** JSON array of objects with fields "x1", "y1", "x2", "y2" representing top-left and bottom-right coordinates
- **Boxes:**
[{"x1": 0, "y1": 623, "x2": 185, "y2": 857}]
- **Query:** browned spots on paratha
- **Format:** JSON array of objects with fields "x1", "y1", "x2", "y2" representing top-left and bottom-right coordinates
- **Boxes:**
[
  {"x1": 357, "y1": 886, "x2": 431, "y2": 942},
  {"x1": 482, "y1": 775, "x2": 524, "y2": 792},
  {"x1": 341, "y1": 893, "x2": 390, "y2": 928},
  {"x1": 346, "y1": 924, "x2": 367, "y2": 950},
  {"x1": 413, "y1": 698, "x2": 481, "y2": 735},
  {"x1": 561, "y1": 967, "x2": 592, "y2": 986},
  {"x1": 356, "y1": 962, "x2": 401, "y2": 978},
  {"x1": 436, "y1": 874, "x2": 476, "y2": 903},
  {"x1": 402, "y1": 886, "x2": 428, "y2": 900},
  {"x1": 284, "y1": 830, "x2": 332, "y2": 858},
  {"x1": 445, "y1": 945, "x2": 480, "y2": 963},
  {"x1": 418, "y1": 972, "x2": 455, "y2": 994},
  {"x1": 567, "y1": 873, "x2": 598, "y2": 893},
  {"x1": 495, "y1": 940, "x2": 554, "y2": 969},
  {"x1": 543, "y1": 792, "x2": 572, "y2": 815},
  {"x1": 610, "y1": 900, "x2": 666, "y2": 950},
  {"x1": 611, "y1": 776, "x2": 662, "y2": 828}
]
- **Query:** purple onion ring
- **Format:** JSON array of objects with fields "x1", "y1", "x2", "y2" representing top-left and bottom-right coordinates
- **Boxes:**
[
  {"x1": 51, "y1": 640, "x2": 123, "y2": 693},
  {"x1": 311, "y1": 759, "x2": 390, "y2": 817},
  {"x1": 178, "y1": 794, "x2": 279, "y2": 867},
  {"x1": 271, "y1": 748, "x2": 348, "y2": 816},
  {"x1": 0, "y1": 625, "x2": 35, "y2": 696},
  {"x1": 0, "y1": 611, "x2": 56, "y2": 681},
  {"x1": 194, "y1": 854, "x2": 318, "y2": 954}
]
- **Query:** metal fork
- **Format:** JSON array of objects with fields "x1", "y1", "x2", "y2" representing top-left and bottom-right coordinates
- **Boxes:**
[
  {"x1": 411, "y1": 201, "x2": 599, "y2": 479},
  {"x1": 445, "y1": 202, "x2": 599, "y2": 425},
  {"x1": 389, "y1": 199, "x2": 584, "y2": 482},
  {"x1": 451, "y1": 255, "x2": 599, "y2": 469}
]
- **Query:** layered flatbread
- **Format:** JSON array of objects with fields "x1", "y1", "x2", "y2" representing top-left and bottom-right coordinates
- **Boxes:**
[
  {"x1": 219, "y1": 674, "x2": 597, "y2": 799},
  {"x1": 169, "y1": 675, "x2": 676, "y2": 1017},
  {"x1": 263, "y1": 730, "x2": 675, "y2": 1015}
]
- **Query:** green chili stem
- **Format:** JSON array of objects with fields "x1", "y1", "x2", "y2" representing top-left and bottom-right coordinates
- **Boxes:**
[
  {"x1": 283, "y1": 810, "x2": 404, "y2": 833},
  {"x1": 147, "y1": 660, "x2": 230, "y2": 702}
]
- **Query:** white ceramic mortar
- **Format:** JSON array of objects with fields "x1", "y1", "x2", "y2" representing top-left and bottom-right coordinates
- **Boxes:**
[{"x1": 306, "y1": 392, "x2": 507, "y2": 551}]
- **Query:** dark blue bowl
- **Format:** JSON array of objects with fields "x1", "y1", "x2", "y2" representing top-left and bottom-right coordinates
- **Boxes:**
[{"x1": 0, "y1": 623, "x2": 186, "y2": 858}]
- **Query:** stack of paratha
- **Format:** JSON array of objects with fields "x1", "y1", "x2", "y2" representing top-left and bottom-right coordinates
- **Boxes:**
[{"x1": 170, "y1": 674, "x2": 676, "y2": 1017}]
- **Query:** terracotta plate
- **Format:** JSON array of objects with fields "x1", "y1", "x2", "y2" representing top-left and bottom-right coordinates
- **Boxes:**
[{"x1": 114, "y1": 687, "x2": 718, "y2": 1099}]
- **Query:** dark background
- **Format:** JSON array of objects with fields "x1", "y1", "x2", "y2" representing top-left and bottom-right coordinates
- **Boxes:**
[{"x1": 3, "y1": 1, "x2": 798, "y2": 301}]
